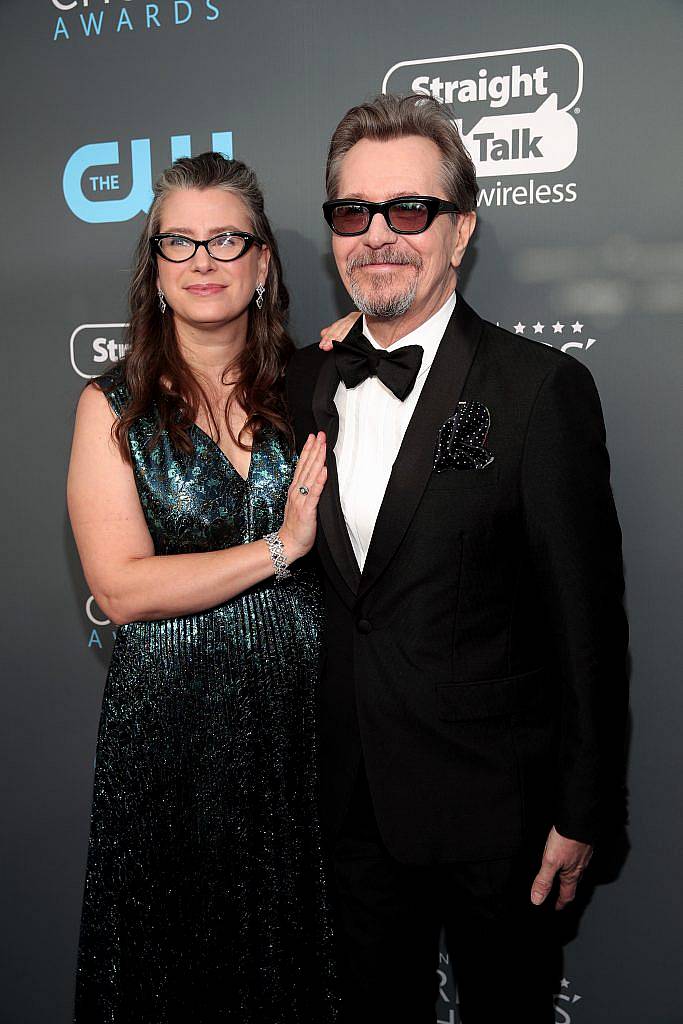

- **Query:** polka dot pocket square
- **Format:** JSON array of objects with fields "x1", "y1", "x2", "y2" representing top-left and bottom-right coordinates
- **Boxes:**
[{"x1": 433, "y1": 401, "x2": 495, "y2": 473}]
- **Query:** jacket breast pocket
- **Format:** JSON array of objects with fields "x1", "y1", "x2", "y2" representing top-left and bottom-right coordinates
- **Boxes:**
[
  {"x1": 435, "y1": 668, "x2": 546, "y2": 721},
  {"x1": 428, "y1": 465, "x2": 500, "y2": 493}
]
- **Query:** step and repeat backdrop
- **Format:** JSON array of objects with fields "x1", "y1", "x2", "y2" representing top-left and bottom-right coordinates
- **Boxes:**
[{"x1": 2, "y1": 1, "x2": 682, "y2": 1021}]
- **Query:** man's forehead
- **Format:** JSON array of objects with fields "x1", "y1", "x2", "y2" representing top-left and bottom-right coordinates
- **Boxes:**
[
  {"x1": 336, "y1": 136, "x2": 443, "y2": 198},
  {"x1": 337, "y1": 190, "x2": 425, "y2": 202}
]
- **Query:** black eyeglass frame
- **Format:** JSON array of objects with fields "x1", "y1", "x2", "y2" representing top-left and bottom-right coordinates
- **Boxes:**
[
  {"x1": 322, "y1": 196, "x2": 461, "y2": 236},
  {"x1": 151, "y1": 231, "x2": 265, "y2": 263}
]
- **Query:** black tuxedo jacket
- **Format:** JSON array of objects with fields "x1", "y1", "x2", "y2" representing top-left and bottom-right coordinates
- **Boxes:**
[{"x1": 286, "y1": 296, "x2": 628, "y2": 864}]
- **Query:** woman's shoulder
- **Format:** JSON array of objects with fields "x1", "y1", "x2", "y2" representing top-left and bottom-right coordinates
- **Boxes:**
[{"x1": 91, "y1": 362, "x2": 131, "y2": 418}]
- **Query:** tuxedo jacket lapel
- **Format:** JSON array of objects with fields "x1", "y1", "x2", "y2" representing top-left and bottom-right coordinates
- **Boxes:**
[
  {"x1": 358, "y1": 296, "x2": 483, "y2": 601},
  {"x1": 312, "y1": 342, "x2": 362, "y2": 598}
]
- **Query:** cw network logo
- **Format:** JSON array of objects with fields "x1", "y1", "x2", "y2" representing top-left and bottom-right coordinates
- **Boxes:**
[
  {"x1": 63, "y1": 131, "x2": 233, "y2": 223},
  {"x1": 52, "y1": 1, "x2": 221, "y2": 41},
  {"x1": 383, "y1": 44, "x2": 582, "y2": 206}
]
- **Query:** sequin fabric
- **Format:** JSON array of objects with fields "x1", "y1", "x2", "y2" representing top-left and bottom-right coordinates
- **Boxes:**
[
  {"x1": 433, "y1": 400, "x2": 495, "y2": 472},
  {"x1": 74, "y1": 368, "x2": 337, "y2": 1024}
]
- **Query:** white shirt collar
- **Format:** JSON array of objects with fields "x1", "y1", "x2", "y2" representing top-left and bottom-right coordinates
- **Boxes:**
[{"x1": 362, "y1": 290, "x2": 457, "y2": 374}]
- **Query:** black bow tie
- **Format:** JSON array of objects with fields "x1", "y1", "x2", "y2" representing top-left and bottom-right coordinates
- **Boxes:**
[{"x1": 333, "y1": 333, "x2": 424, "y2": 401}]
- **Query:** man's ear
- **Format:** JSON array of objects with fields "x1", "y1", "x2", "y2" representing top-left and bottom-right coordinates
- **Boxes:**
[{"x1": 451, "y1": 211, "x2": 477, "y2": 270}]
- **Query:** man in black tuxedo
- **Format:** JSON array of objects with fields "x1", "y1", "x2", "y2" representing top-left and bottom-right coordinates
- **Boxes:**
[{"x1": 286, "y1": 95, "x2": 628, "y2": 1023}]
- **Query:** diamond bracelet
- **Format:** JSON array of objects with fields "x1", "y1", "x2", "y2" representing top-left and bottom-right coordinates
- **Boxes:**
[{"x1": 264, "y1": 531, "x2": 292, "y2": 581}]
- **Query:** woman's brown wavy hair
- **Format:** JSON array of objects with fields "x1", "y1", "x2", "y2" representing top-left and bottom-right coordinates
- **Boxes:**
[{"x1": 105, "y1": 152, "x2": 294, "y2": 462}]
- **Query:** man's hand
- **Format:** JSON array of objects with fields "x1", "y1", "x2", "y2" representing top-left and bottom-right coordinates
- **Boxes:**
[
  {"x1": 531, "y1": 827, "x2": 593, "y2": 910},
  {"x1": 319, "y1": 311, "x2": 362, "y2": 351}
]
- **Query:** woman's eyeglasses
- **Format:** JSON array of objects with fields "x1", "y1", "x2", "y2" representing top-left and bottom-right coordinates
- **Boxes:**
[{"x1": 151, "y1": 231, "x2": 264, "y2": 263}]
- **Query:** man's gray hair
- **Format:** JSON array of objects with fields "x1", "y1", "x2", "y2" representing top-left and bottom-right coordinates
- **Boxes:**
[{"x1": 325, "y1": 94, "x2": 479, "y2": 211}]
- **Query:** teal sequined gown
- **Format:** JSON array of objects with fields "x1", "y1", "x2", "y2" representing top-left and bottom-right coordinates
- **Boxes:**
[{"x1": 74, "y1": 369, "x2": 336, "y2": 1024}]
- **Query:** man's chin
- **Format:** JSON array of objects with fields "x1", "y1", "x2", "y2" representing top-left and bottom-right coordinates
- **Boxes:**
[
  {"x1": 351, "y1": 292, "x2": 417, "y2": 319},
  {"x1": 347, "y1": 276, "x2": 418, "y2": 319}
]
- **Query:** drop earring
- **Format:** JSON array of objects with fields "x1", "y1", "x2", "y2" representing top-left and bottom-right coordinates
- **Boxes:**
[
  {"x1": 255, "y1": 283, "x2": 265, "y2": 310},
  {"x1": 158, "y1": 289, "x2": 167, "y2": 314}
]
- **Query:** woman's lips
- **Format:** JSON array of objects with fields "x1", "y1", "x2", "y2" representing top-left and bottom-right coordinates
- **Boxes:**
[{"x1": 185, "y1": 284, "x2": 226, "y2": 295}]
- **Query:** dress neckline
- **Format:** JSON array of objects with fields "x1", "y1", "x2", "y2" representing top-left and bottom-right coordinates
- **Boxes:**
[{"x1": 189, "y1": 421, "x2": 256, "y2": 484}]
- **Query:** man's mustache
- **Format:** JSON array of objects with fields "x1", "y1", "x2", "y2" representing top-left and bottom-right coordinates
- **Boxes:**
[{"x1": 346, "y1": 250, "x2": 423, "y2": 273}]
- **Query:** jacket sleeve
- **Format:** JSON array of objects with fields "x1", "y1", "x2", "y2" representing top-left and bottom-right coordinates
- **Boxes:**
[
  {"x1": 284, "y1": 345, "x2": 322, "y2": 453},
  {"x1": 521, "y1": 355, "x2": 629, "y2": 844}
]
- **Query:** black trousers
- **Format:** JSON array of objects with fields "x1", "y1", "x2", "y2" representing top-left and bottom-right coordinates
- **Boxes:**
[{"x1": 332, "y1": 768, "x2": 558, "y2": 1024}]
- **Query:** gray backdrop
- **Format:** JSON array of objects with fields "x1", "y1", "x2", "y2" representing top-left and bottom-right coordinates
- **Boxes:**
[{"x1": 2, "y1": 1, "x2": 682, "y2": 1021}]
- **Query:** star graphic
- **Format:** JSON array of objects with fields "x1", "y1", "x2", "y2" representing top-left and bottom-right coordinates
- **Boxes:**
[
  {"x1": 571, "y1": 321, "x2": 584, "y2": 333},
  {"x1": 552, "y1": 321, "x2": 564, "y2": 334},
  {"x1": 533, "y1": 322, "x2": 544, "y2": 334},
  {"x1": 514, "y1": 322, "x2": 525, "y2": 334},
  {"x1": 560, "y1": 978, "x2": 570, "y2": 989}
]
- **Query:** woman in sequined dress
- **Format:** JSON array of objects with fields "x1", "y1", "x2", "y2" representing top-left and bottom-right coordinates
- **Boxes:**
[{"x1": 67, "y1": 153, "x2": 336, "y2": 1023}]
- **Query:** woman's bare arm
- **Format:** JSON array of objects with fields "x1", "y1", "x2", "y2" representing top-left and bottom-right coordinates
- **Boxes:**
[{"x1": 67, "y1": 385, "x2": 326, "y2": 625}]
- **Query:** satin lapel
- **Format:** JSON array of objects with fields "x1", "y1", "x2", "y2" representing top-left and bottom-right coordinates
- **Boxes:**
[
  {"x1": 312, "y1": 335, "x2": 362, "y2": 598},
  {"x1": 358, "y1": 296, "x2": 483, "y2": 601}
]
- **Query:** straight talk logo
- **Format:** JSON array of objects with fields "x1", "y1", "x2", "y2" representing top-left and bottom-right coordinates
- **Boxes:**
[
  {"x1": 70, "y1": 323, "x2": 129, "y2": 378},
  {"x1": 383, "y1": 44, "x2": 583, "y2": 208}
]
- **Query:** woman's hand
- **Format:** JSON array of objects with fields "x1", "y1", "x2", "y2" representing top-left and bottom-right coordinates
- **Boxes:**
[
  {"x1": 319, "y1": 311, "x2": 362, "y2": 351},
  {"x1": 68, "y1": 387, "x2": 325, "y2": 623},
  {"x1": 279, "y1": 432, "x2": 327, "y2": 562}
]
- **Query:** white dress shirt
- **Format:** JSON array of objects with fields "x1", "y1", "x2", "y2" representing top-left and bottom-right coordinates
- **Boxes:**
[{"x1": 334, "y1": 290, "x2": 457, "y2": 570}]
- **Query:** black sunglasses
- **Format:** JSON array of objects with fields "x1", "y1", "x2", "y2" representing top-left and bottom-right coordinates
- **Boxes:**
[
  {"x1": 151, "y1": 231, "x2": 264, "y2": 263},
  {"x1": 322, "y1": 196, "x2": 460, "y2": 236}
]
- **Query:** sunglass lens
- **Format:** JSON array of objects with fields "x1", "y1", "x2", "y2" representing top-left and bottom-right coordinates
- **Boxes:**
[
  {"x1": 332, "y1": 204, "x2": 370, "y2": 235},
  {"x1": 388, "y1": 201, "x2": 429, "y2": 232}
]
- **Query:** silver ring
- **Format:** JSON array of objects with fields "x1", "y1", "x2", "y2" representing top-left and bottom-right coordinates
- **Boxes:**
[{"x1": 298, "y1": 485, "x2": 310, "y2": 495}]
